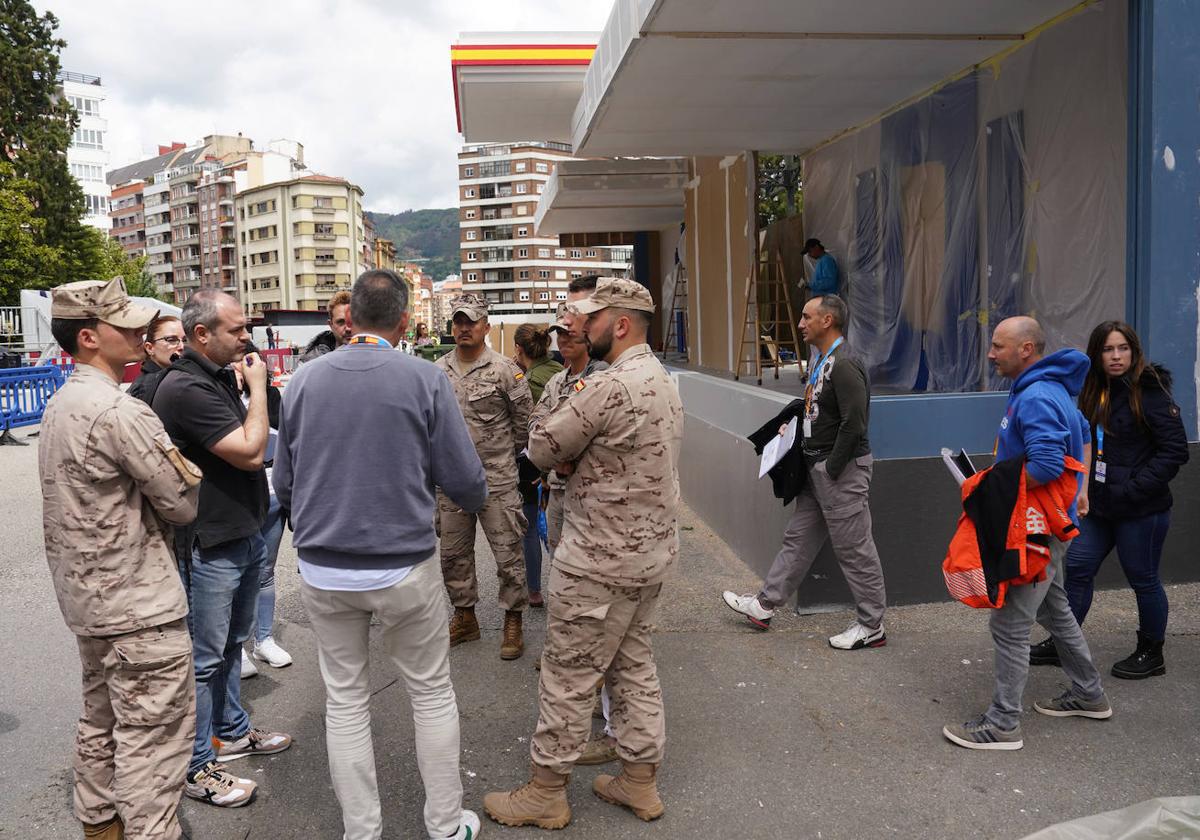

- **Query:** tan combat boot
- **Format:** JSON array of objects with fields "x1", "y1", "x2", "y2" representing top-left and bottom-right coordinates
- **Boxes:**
[
  {"x1": 483, "y1": 763, "x2": 571, "y2": 829},
  {"x1": 593, "y1": 762, "x2": 665, "y2": 821},
  {"x1": 448, "y1": 607, "x2": 480, "y2": 647},
  {"x1": 83, "y1": 816, "x2": 123, "y2": 839},
  {"x1": 500, "y1": 610, "x2": 524, "y2": 660}
]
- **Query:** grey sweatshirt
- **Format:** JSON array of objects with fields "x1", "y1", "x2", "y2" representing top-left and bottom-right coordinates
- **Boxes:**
[{"x1": 273, "y1": 341, "x2": 487, "y2": 569}]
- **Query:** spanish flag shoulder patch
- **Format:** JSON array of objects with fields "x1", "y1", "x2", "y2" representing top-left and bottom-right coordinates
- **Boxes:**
[
  {"x1": 514, "y1": 371, "x2": 524, "y2": 380},
  {"x1": 573, "y1": 379, "x2": 587, "y2": 393}
]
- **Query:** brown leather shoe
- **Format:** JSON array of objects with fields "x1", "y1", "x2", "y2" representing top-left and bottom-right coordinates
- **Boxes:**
[
  {"x1": 577, "y1": 732, "x2": 618, "y2": 766},
  {"x1": 448, "y1": 607, "x2": 480, "y2": 647},
  {"x1": 501, "y1": 610, "x2": 524, "y2": 660},
  {"x1": 483, "y1": 763, "x2": 571, "y2": 829},
  {"x1": 83, "y1": 817, "x2": 123, "y2": 839},
  {"x1": 593, "y1": 762, "x2": 665, "y2": 821}
]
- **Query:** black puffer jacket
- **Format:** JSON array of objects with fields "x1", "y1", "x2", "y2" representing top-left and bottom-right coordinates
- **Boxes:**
[
  {"x1": 299, "y1": 330, "x2": 337, "y2": 364},
  {"x1": 1087, "y1": 365, "x2": 1189, "y2": 519}
]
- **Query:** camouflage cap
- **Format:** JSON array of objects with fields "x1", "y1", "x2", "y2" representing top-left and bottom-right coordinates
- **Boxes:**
[
  {"x1": 51, "y1": 277, "x2": 159, "y2": 329},
  {"x1": 569, "y1": 277, "x2": 655, "y2": 316},
  {"x1": 450, "y1": 292, "x2": 488, "y2": 321},
  {"x1": 547, "y1": 302, "x2": 569, "y2": 334}
]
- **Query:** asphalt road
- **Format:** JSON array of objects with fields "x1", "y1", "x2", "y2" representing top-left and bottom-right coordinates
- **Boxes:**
[{"x1": 2, "y1": 432, "x2": 1197, "y2": 839}]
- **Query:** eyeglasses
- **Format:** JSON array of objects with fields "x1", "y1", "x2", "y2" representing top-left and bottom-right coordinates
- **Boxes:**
[{"x1": 152, "y1": 336, "x2": 184, "y2": 346}]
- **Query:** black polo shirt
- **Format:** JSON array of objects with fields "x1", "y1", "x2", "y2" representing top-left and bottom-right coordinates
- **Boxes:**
[{"x1": 152, "y1": 347, "x2": 268, "y2": 549}]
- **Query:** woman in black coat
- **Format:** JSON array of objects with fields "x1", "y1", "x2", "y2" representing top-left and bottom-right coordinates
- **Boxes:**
[{"x1": 1030, "y1": 321, "x2": 1189, "y2": 678}]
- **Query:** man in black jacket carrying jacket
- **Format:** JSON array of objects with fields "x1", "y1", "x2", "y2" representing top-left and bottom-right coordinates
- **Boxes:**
[{"x1": 722, "y1": 295, "x2": 887, "y2": 650}]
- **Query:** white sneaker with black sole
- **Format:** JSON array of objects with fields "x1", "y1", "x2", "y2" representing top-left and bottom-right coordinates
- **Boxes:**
[
  {"x1": 721, "y1": 591, "x2": 774, "y2": 630},
  {"x1": 185, "y1": 761, "x2": 257, "y2": 807},
  {"x1": 828, "y1": 621, "x2": 886, "y2": 650}
]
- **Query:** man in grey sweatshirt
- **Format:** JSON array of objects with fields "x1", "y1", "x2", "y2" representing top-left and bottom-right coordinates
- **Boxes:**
[{"x1": 273, "y1": 268, "x2": 487, "y2": 840}]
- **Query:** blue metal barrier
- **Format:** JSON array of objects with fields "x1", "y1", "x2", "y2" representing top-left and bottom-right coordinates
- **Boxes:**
[{"x1": 0, "y1": 365, "x2": 67, "y2": 445}]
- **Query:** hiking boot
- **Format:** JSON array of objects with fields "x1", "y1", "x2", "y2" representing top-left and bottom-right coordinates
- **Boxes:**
[
  {"x1": 449, "y1": 607, "x2": 481, "y2": 647},
  {"x1": 1111, "y1": 632, "x2": 1166, "y2": 680},
  {"x1": 185, "y1": 761, "x2": 257, "y2": 807},
  {"x1": 1034, "y1": 690, "x2": 1113, "y2": 719},
  {"x1": 240, "y1": 647, "x2": 258, "y2": 679},
  {"x1": 942, "y1": 716, "x2": 1023, "y2": 750},
  {"x1": 593, "y1": 762, "x2": 664, "y2": 821},
  {"x1": 1029, "y1": 637, "x2": 1061, "y2": 667},
  {"x1": 217, "y1": 727, "x2": 294, "y2": 760},
  {"x1": 722, "y1": 591, "x2": 774, "y2": 630},
  {"x1": 578, "y1": 732, "x2": 618, "y2": 766},
  {"x1": 82, "y1": 817, "x2": 123, "y2": 839},
  {"x1": 483, "y1": 763, "x2": 571, "y2": 829},
  {"x1": 828, "y1": 621, "x2": 886, "y2": 650},
  {"x1": 501, "y1": 610, "x2": 524, "y2": 660},
  {"x1": 252, "y1": 636, "x2": 293, "y2": 668}
]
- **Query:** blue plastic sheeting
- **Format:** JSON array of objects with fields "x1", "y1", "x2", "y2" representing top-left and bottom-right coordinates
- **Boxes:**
[{"x1": 0, "y1": 366, "x2": 66, "y2": 431}]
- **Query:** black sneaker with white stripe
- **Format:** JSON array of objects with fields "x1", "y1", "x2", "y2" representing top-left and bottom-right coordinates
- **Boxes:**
[{"x1": 942, "y1": 715, "x2": 1023, "y2": 750}]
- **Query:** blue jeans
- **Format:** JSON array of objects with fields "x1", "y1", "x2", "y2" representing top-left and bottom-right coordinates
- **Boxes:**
[
  {"x1": 522, "y1": 497, "x2": 542, "y2": 595},
  {"x1": 182, "y1": 534, "x2": 266, "y2": 774},
  {"x1": 257, "y1": 495, "x2": 286, "y2": 643},
  {"x1": 1064, "y1": 510, "x2": 1171, "y2": 640}
]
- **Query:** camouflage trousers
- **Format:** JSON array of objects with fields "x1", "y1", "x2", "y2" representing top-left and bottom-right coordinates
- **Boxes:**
[
  {"x1": 545, "y1": 488, "x2": 565, "y2": 555},
  {"x1": 531, "y1": 567, "x2": 665, "y2": 775},
  {"x1": 74, "y1": 619, "x2": 195, "y2": 838},
  {"x1": 438, "y1": 485, "x2": 528, "y2": 611}
]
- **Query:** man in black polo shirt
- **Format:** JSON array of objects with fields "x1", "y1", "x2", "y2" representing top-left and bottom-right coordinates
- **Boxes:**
[{"x1": 153, "y1": 289, "x2": 292, "y2": 808}]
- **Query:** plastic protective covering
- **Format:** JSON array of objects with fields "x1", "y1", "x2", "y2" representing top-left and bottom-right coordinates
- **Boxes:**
[
  {"x1": 802, "y1": 0, "x2": 1127, "y2": 393},
  {"x1": 1020, "y1": 796, "x2": 1200, "y2": 840}
]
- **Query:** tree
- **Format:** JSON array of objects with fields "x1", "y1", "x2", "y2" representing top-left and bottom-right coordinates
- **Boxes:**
[
  {"x1": 756, "y1": 154, "x2": 802, "y2": 229},
  {"x1": 1, "y1": 1, "x2": 100, "y2": 290},
  {"x1": 93, "y1": 232, "x2": 164, "y2": 301},
  {"x1": 0, "y1": 161, "x2": 62, "y2": 304}
]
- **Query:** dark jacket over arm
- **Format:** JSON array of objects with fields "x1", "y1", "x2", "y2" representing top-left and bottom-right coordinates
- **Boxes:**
[{"x1": 748, "y1": 400, "x2": 807, "y2": 505}]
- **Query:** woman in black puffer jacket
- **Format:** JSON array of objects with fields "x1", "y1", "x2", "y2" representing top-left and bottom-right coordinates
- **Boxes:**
[{"x1": 1030, "y1": 321, "x2": 1189, "y2": 678}]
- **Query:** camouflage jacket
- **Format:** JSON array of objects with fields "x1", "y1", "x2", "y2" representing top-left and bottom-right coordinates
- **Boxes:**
[
  {"x1": 529, "y1": 344, "x2": 683, "y2": 586},
  {"x1": 436, "y1": 346, "x2": 533, "y2": 488},
  {"x1": 39, "y1": 364, "x2": 201, "y2": 636},
  {"x1": 530, "y1": 358, "x2": 607, "y2": 491}
]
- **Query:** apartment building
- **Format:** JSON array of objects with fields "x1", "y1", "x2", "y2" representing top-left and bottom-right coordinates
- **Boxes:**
[
  {"x1": 108, "y1": 181, "x2": 145, "y2": 256},
  {"x1": 60, "y1": 72, "x2": 111, "y2": 231},
  {"x1": 430, "y1": 274, "x2": 462, "y2": 333},
  {"x1": 235, "y1": 175, "x2": 367, "y2": 314},
  {"x1": 458, "y1": 141, "x2": 631, "y2": 321}
]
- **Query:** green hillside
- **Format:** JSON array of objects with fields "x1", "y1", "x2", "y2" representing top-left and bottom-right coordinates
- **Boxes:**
[{"x1": 367, "y1": 208, "x2": 459, "y2": 281}]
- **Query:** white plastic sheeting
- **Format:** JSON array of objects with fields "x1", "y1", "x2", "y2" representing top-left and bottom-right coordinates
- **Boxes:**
[
  {"x1": 1020, "y1": 796, "x2": 1200, "y2": 840},
  {"x1": 803, "y1": 0, "x2": 1127, "y2": 393}
]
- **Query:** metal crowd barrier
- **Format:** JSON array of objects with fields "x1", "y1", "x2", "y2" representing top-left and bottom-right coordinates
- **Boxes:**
[{"x1": 0, "y1": 365, "x2": 67, "y2": 446}]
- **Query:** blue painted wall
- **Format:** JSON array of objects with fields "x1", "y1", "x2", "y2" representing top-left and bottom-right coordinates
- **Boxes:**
[{"x1": 1129, "y1": 0, "x2": 1200, "y2": 439}]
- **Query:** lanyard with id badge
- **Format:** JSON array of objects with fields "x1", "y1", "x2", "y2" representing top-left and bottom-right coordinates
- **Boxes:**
[
  {"x1": 1094, "y1": 391, "x2": 1108, "y2": 483},
  {"x1": 803, "y1": 337, "x2": 843, "y2": 438}
]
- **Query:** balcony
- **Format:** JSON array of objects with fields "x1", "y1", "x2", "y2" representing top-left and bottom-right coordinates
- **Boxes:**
[
  {"x1": 174, "y1": 233, "x2": 199, "y2": 247},
  {"x1": 312, "y1": 206, "x2": 335, "y2": 215},
  {"x1": 175, "y1": 254, "x2": 200, "y2": 268},
  {"x1": 220, "y1": 238, "x2": 236, "y2": 248},
  {"x1": 219, "y1": 215, "x2": 235, "y2": 227},
  {"x1": 313, "y1": 233, "x2": 336, "y2": 241}
]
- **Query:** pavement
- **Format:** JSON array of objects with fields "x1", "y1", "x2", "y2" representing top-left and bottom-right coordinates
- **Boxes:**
[{"x1": 2, "y1": 430, "x2": 1198, "y2": 840}]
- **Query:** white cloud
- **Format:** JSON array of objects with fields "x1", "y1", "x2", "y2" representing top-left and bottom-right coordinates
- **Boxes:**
[{"x1": 39, "y1": 0, "x2": 611, "y2": 211}]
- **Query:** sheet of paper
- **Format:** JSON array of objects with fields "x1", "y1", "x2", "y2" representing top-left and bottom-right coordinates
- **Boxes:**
[{"x1": 759, "y1": 417, "x2": 799, "y2": 478}]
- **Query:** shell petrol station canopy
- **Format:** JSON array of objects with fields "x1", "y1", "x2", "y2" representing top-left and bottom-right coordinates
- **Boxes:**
[{"x1": 451, "y1": 34, "x2": 598, "y2": 144}]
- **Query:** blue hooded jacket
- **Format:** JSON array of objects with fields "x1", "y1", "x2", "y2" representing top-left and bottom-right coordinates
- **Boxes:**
[{"x1": 995, "y1": 349, "x2": 1091, "y2": 520}]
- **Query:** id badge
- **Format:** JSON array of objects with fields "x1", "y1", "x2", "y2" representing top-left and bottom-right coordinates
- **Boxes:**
[
  {"x1": 1094, "y1": 461, "x2": 1107, "y2": 484},
  {"x1": 803, "y1": 418, "x2": 813, "y2": 438}
]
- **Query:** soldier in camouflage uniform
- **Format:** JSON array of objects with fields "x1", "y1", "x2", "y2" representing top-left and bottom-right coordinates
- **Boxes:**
[
  {"x1": 484, "y1": 278, "x2": 684, "y2": 829},
  {"x1": 436, "y1": 293, "x2": 535, "y2": 659},
  {"x1": 39, "y1": 278, "x2": 203, "y2": 840}
]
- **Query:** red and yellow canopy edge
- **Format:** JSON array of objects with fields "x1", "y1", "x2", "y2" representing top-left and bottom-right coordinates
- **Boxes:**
[{"x1": 451, "y1": 44, "x2": 596, "y2": 132}]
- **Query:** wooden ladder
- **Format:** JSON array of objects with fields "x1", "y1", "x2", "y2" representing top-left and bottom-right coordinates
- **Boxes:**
[
  {"x1": 734, "y1": 249, "x2": 802, "y2": 384},
  {"x1": 660, "y1": 262, "x2": 689, "y2": 360}
]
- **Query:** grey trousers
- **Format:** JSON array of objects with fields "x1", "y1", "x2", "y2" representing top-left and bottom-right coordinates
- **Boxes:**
[
  {"x1": 985, "y1": 538, "x2": 1105, "y2": 731},
  {"x1": 759, "y1": 455, "x2": 887, "y2": 630}
]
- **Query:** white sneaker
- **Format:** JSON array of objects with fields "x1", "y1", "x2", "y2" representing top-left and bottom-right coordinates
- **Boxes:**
[
  {"x1": 721, "y1": 591, "x2": 774, "y2": 630},
  {"x1": 828, "y1": 621, "x2": 886, "y2": 650},
  {"x1": 240, "y1": 648, "x2": 258, "y2": 678},
  {"x1": 253, "y1": 636, "x2": 293, "y2": 668},
  {"x1": 185, "y1": 761, "x2": 257, "y2": 807},
  {"x1": 443, "y1": 809, "x2": 481, "y2": 839}
]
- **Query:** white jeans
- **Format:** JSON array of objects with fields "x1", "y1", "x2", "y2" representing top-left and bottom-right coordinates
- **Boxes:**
[{"x1": 301, "y1": 558, "x2": 463, "y2": 840}]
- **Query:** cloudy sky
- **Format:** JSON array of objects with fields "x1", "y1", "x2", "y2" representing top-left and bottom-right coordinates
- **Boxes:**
[{"x1": 39, "y1": 0, "x2": 610, "y2": 212}]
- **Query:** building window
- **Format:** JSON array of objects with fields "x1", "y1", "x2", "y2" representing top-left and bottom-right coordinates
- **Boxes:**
[
  {"x1": 536, "y1": 184, "x2": 545, "y2": 194},
  {"x1": 538, "y1": 270, "x2": 549, "y2": 279},
  {"x1": 466, "y1": 252, "x2": 477, "y2": 261},
  {"x1": 571, "y1": 271, "x2": 583, "y2": 279},
  {"x1": 515, "y1": 162, "x2": 526, "y2": 172},
  {"x1": 517, "y1": 227, "x2": 528, "y2": 237},
  {"x1": 538, "y1": 292, "x2": 550, "y2": 301},
  {"x1": 464, "y1": 188, "x2": 475, "y2": 198},
  {"x1": 71, "y1": 127, "x2": 104, "y2": 149},
  {"x1": 465, "y1": 209, "x2": 476, "y2": 219},
  {"x1": 516, "y1": 183, "x2": 528, "y2": 194},
  {"x1": 555, "y1": 270, "x2": 566, "y2": 280},
  {"x1": 555, "y1": 291, "x2": 568, "y2": 301},
  {"x1": 464, "y1": 166, "x2": 474, "y2": 177},
  {"x1": 554, "y1": 249, "x2": 566, "y2": 258},
  {"x1": 518, "y1": 269, "x2": 529, "y2": 279},
  {"x1": 519, "y1": 291, "x2": 530, "y2": 301},
  {"x1": 586, "y1": 249, "x2": 597, "y2": 258},
  {"x1": 535, "y1": 162, "x2": 549, "y2": 173},
  {"x1": 570, "y1": 249, "x2": 581, "y2": 259},
  {"x1": 516, "y1": 206, "x2": 528, "y2": 216},
  {"x1": 517, "y1": 248, "x2": 528, "y2": 258},
  {"x1": 466, "y1": 230, "x2": 477, "y2": 240},
  {"x1": 538, "y1": 248, "x2": 550, "y2": 258}
]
